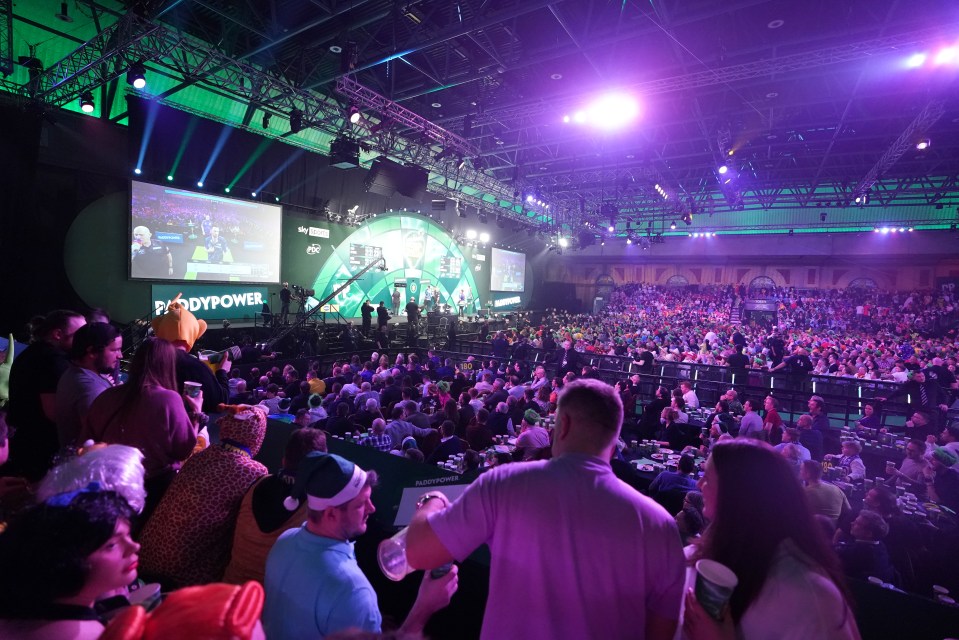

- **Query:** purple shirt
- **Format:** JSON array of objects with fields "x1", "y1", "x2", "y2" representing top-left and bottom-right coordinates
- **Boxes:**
[{"x1": 428, "y1": 453, "x2": 684, "y2": 640}]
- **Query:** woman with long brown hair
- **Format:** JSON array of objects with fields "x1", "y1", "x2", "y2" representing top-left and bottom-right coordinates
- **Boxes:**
[
  {"x1": 81, "y1": 338, "x2": 201, "y2": 522},
  {"x1": 684, "y1": 439, "x2": 860, "y2": 640}
]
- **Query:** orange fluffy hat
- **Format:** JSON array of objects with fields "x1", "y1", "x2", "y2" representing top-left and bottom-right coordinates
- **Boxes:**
[
  {"x1": 99, "y1": 581, "x2": 264, "y2": 640},
  {"x1": 151, "y1": 293, "x2": 207, "y2": 351}
]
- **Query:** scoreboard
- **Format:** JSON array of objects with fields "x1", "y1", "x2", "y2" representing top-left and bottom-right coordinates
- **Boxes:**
[{"x1": 349, "y1": 243, "x2": 383, "y2": 271}]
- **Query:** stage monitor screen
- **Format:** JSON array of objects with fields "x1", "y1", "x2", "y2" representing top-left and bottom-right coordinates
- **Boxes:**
[
  {"x1": 130, "y1": 181, "x2": 282, "y2": 283},
  {"x1": 490, "y1": 247, "x2": 526, "y2": 292}
]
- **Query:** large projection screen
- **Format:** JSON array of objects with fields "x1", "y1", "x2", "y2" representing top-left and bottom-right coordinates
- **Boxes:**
[
  {"x1": 130, "y1": 181, "x2": 282, "y2": 283},
  {"x1": 490, "y1": 247, "x2": 526, "y2": 292}
]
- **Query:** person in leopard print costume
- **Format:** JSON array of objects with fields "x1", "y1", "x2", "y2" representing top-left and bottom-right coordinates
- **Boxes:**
[{"x1": 138, "y1": 404, "x2": 268, "y2": 588}]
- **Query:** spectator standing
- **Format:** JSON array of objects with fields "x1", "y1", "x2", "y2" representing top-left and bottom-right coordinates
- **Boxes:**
[{"x1": 407, "y1": 378, "x2": 685, "y2": 640}]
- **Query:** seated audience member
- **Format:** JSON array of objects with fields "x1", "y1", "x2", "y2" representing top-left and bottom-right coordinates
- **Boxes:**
[
  {"x1": 486, "y1": 401, "x2": 514, "y2": 437},
  {"x1": 358, "y1": 418, "x2": 392, "y2": 452},
  {"x1": 659, "y1": 408, "x2": 700, "y2": 451},
  {"x1": 856, "y1": 402, "x2": 881, "y2": 430},
  {"x1": 139, "y1": 405, "x2": 268, "y2": 588},
  {"x1": 306, "y1": 394, "x2": 328, "y2": 424},
  {"x1": 886, "y1": 438, "x2": 930, "y2": 496},
  {"x1": 779, "y1": 443, "x2": 804, "y2": 477},
  {"x1": 465, "y1": 408, "x2": 494, "y2": 451},
  {"x1": 352, "y1": 398, "x2": 381, "y2": 432},
  {"x1": 81, "y1": 338, "x2": 201, "y2": 520},
  {"x1": 385, "y1": 405, "x2": 435, "y2": 446},
  {"x1": 649, "y1": 454, "x2": 699, "y2": 498},
  {"x1": 639, "y1": 386, "x2": 671, "y2": 439},
  {"x1": 683, "y1": 440, "x2": 860, "y2": 640},
  {"x1": 723, "y1": 389, "x2": 744, "y2": 417},
  {"x1": 54, "y1": 322, "x2": 121, "y2": 447},
  {"x1": 406, "y1": 378, "x2": 686, "y2": 640},
  {"x1": 0, "y1": 490, "x2": 139, "y2": 640},
  {"x1": 324, "y1": 402, "x2": 353, "y2": 436},
  {"x1": 675, "y1": 490, "x2": 707, "y2": 544},
  {"x1": 288, "y1": 381, "x2": 313, "y2": 414},
  {"x1": 925, "y1": 424, "x2": 959, "y2": 465},
  {"x1": 704, "y1": 399, "x2": 735, "y2": 436},
  {"x1": 256, "y1": 384, "x2": 284, "y2": 415},
  {"x1": 834, "y1": 509, "x2": 896, "y2": 584},
  {"x1": 773, "y1": 427, "x2": 811, "y2": 461},
  {"x1": 263, "y1": 453, "x2": 458, "y2": 639},
  {"x1": 801, "y1": 460, "x2": 850, "y2": 524},
  {"x1": 101, "y1": 580, "x2": 265, "y2": 640},
  {"x1": 229, "y1": 379, "x2": 254, "y2": 404},
  {"x1": 796, "y1": 414, "x2": 824, "y2": 461},
  {"x1": 427, "y1": 420, "x2": 468, "y2": 465},
  {"x1": 515, "y1": 409, "x2": 551, "y2": 453},
  {"x1": 737, "y1": 398, "x2": 765, "y2": 440},
  {"x1": 224, "y1": 428, "x2": 328, "y2": 585},
  {"x1": 824, "y1": 440, "x2": 866, "y2": 481},
  {"x1": 926, "y1": 447, "x2": 959, "y2": 512}
]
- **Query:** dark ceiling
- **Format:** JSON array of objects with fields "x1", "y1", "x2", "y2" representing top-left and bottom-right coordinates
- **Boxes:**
[{"x1": 8, "y1": 0, "x2": 959, "y2": 234}]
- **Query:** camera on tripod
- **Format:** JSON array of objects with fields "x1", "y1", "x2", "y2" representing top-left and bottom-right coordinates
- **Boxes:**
[{"x1": 291, "y1": 284, "x2": 315, "y2": 301}]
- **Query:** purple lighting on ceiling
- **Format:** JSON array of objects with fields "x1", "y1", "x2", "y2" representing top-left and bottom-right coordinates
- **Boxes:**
[{"x1": 564, "y1": 93, "x2": 640, "y2": 129}]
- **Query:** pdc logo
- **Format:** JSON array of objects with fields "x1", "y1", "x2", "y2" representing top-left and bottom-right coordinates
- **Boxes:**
[{"x1": 306, "y1": 244, "x2": 322, "y2": 255}]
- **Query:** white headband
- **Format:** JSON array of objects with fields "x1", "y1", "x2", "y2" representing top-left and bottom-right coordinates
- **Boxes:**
[{"x1": 305, "y1": 464, "x2": 368, "y2": 511}]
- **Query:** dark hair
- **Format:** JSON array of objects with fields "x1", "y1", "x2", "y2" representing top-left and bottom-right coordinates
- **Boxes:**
[
  {"x1": 284, "y1": 428, "x2": 328, "y2": 470},
  {"x1": 678, "y1": 454, "x2": 695, "y2": 474},
  {"x1": 463, "y1": 449, "x2": 481, "y2": 471},
  {"x1": 716, "y1": 399, "x2": 730, "y2": 413},
  {"x1": 68, "y1": 322, "x2": 120, "y2": 361},
  {"x1": 945, "y1": 425, "x2": 959, "y2": 441},
  {"x1": 698, "y1": 440, "x2": 851, "y2": 622},
  {"x1": 0, "y1": 491, "x2": 133, "y2": 615},
  {"x1": 404, "y1": 448, "x2": 425, "y2": 463},
  {"x1": 31, "y1": 309, "x2": 84, "y2": 340},
  {"x1": 0, "y1": 409, "x2": 8, "y2": 446},
  {"x1": 440, "y1": 420, "x2": 456, "y2": 437}
]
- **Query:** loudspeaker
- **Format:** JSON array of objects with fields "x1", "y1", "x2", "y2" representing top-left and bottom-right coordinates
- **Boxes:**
[
  {"x1": 365, "y1": 156, "x2": 428, "y2": 198},
  {"x1": 329, "y1": 137, "x2": 359, "y2": 169}
]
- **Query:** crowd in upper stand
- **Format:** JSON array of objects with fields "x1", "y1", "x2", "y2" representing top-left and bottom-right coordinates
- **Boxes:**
[{"x1": 0, "y1": 282, "x2": 957, "y2": 639}]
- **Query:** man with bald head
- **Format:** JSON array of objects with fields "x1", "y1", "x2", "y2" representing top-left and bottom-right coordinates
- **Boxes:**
[
  {"x1": 405, "y1": 378, "x2": 685, "y2": 640},
  {"x1": 131, "y1": 225, "x2": 173, "y2": 277}
]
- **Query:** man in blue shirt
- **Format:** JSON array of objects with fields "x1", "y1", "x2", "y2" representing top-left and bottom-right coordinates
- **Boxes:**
[
  {"x1": 648, "y1": 454, "x2": 699, "y2": 498},
  {"x1": 263, "y1": 453, "x2": 457, "y2": 639}
]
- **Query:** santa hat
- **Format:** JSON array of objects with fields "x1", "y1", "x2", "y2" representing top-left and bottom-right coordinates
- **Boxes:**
[{"x1": 283, "y1": 452, "x2": 368, "y2": 512}]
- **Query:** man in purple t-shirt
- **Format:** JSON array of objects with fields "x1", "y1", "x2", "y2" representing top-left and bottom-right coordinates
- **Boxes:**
[{"x1": 406, "y1": 378, "x2": 685, "y2": 640}]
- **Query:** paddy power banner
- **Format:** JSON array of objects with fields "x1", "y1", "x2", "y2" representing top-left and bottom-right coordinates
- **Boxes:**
[{"x1": 151, "y1": 284, "x2": 269, "y2": 320}]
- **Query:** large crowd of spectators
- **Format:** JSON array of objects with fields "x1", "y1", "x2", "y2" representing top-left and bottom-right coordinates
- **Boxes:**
[{"x1": 0, "y1": 282, "x2": 957, "y2": 639}]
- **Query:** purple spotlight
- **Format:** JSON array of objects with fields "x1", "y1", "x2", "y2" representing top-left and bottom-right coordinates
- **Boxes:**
[
  {"x1": 581, "y1": 93, "x2": 640, "y2": 129},
  {"x1": 935, "y1": 47, "x2": 958, "y2": 65},
  {"x1": 718, "y1": 165, "x2": 728, "y2": 175},
  {"x1": 527, "y1": 195, "x2": 534, "y2": 202},
  {"x1": 563, "y1": 115, "x2": 571, "y2": 123},
  {"x1": 572, "y1": 111, "x2": 586, "y2": 123},
  {"x1": 608, "y1": 225, "x2": 615, "y2": 233},
  {"x1": 906, "y1": 52, "x2": 927, "y2": 68}
]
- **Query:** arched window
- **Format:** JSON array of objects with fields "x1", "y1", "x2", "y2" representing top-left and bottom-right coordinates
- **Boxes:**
[
  {"x1": 848, "y1": 277, "x2": 878, "y2": 289},
  {"x1": 595, "y1": 274, "x2": 615, "y2": 298},
  {"x1": 748, "y1": 276, "x2": 776, "y2": 297},
  {"x1": 666, "y1": 275, "x2": 689, "y2": 287}
]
